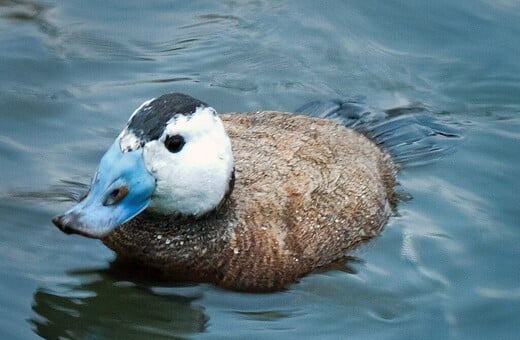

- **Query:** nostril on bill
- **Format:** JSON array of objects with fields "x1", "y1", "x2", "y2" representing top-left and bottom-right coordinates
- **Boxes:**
[{"x1": 103, "y1": 185, "x2": 129, "y2": 206}]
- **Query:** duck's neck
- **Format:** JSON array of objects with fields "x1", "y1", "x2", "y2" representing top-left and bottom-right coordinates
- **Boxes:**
[{"x1": 102, "y1": 196, "x2": 236, "y2": 283}]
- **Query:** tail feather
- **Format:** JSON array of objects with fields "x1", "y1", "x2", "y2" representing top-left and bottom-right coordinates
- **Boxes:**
[
  {"x1": 295, "y1": 99, "x2": 462, "y2": 167},
  {"x1": 294, "y1": 98, "x2": 387, "y2": 128}
]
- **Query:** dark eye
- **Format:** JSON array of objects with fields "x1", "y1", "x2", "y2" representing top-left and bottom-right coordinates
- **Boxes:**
[{"x1": 164, "y1": 134, "x2": 185, "y2": 153}]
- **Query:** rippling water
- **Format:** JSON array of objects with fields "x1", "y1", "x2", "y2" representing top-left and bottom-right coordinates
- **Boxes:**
[{"x1": 1, "y1": 0, "x2": 519, "y2": 339}]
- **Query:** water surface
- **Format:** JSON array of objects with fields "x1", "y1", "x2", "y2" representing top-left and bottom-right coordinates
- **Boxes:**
[{"x1": 1, "y1": 0, "x2": 519, "y2": 339}]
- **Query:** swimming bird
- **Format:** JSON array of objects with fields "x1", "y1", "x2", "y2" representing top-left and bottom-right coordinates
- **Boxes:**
[{"x1": 53, "y1": 92, "x2": 456, "y2": 291}]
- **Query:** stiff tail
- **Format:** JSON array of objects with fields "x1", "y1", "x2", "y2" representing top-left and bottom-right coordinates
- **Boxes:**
[{"x1": 295, "y1": 99, "x2": 462, "y2": 167}]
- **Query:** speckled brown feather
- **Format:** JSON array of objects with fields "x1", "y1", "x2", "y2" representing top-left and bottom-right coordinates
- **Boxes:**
[{"x1": 102, "y1": 111, "x2": 396, "y2": 292}]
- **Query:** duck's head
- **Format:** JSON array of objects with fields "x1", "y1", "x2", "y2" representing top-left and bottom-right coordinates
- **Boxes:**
[{"x1": 53, "y1": 93, "x2": 234, "y2": 238}]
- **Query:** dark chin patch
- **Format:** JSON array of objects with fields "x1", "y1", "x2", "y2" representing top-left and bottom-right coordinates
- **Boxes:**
[{"x1": 126, "y1": 93, "x2": 207, "y2": 144}]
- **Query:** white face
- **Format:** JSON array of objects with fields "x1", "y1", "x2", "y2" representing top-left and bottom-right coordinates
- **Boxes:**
[{"x1": 138, "y1": 106, "x2": 234, "y2": 216}]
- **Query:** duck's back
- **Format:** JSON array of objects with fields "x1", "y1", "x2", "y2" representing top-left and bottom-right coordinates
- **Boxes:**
[
  {"x1": 104, "y1": 111, "x2": 396, "y2": 291},
  {"x1": 220, "y1": 111, "x2": 395, "y2": 288}
]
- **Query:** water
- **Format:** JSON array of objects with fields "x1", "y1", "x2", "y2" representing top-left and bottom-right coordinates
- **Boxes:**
[{"x1": 1, "y1": 0, "x2": 519, "y2": 338}]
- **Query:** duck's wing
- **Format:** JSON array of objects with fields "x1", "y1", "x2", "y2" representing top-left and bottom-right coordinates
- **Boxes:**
[{"x1": 295, "y1": 99, "x2": 462, "y2": 167}]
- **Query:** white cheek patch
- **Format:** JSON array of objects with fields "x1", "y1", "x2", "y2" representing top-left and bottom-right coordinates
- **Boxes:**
[
  {"x1": 142, "y1": 140, "x2": 163, "y2": 173},
  {"x1": 164, "y1": 106, "x2": 217, "y2": 136},
  {"x1": 142, "y1": 108, "x2": 234, "y2": 216}
]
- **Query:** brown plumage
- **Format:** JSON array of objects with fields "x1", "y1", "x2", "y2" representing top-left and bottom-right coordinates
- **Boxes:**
[{"x1": 102, "y1": 111, "x2": 396, "y2": 292}]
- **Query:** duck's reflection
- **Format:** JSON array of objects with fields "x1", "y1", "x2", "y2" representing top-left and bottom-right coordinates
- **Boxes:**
[{"x1": 29, "y1": 262, "x2": 208, "y2": 339}]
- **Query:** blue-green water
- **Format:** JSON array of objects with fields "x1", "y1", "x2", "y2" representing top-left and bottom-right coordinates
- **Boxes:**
[{"x1": 1, "y1": 0, "x2": 519, "y2": 339}]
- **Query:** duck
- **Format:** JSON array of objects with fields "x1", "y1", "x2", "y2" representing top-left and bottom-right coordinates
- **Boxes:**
[{"x1": 52, "y1": 92, "x2": 402, "y2": 292}]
